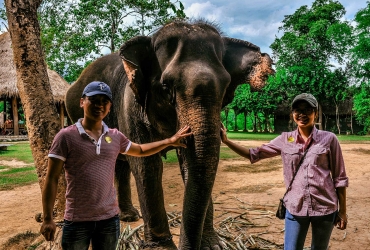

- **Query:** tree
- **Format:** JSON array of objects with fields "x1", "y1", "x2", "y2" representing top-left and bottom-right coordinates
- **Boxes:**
[
  {"x1": 227, "y1": 84, "x2": 253, "y2": 131},
  {"x1": 351, "y1": 2, "x2": 370, "y2": 134},
  {"x1": 270, "y1": 0, "x2": 353, "y2": 131},
  {"x1": 4, "y1": 0, "x2": 65, "y2": 221},
  {"x1": 353, "y1": 83, "x2": 370, "y2": 134},
  {"x1": 38, "y1": 0, "x2": 186, "y2": 82}
]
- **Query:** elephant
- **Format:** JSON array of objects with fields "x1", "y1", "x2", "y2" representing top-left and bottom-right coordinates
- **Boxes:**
[{"x1": 65, "y1": 20, "x2": 274, "y2": 250}]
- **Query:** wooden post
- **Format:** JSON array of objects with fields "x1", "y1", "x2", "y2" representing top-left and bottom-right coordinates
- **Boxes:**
[
  {"x1": 12, "y1": 97, "x2": 19, "y2": 135},
  {"x1": 60, "y1": 104, "x2": 65, "y2": 129}
]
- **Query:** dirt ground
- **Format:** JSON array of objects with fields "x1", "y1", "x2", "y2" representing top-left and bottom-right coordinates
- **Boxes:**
[{"x1": 1, "y1": 140, "x2": 370, "y2": 249}]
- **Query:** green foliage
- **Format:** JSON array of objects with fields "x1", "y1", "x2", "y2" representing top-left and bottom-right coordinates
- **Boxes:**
[
  {"x1": 0, "y1": 100, "x2": 4, "y2": 112},
  {"x1": 350, "y1": 2, "x2": 370, "y2": 134},
  {"x1": 37, "y1": 0, "x2": 187, "y2": 82},
  {"x1": 224, "y1": 83, "x2": 280, "y2": 132},
  {"x1": 270, "y1": 0, "x2": 353, "y2": 104},
  {"x1": 353, "y1": 82, "x2": 370, "y2": 134},
  {"x1": 350, "y1": 1, "x2": 370, "y2": 82}
]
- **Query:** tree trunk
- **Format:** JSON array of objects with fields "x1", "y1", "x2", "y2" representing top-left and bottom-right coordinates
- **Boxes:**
[
  {"x1": 5, "y1": 0, "x2": 66, "y2": 219},
  {"x1": 263, "y1": 112, "x2": 269, "y2": 133},
  {"x1": 252, "y1": 112, "x2": 257, "y2": 132},
  {"x1": 224, "y1": 108, "x2": 229, "y2": 129},
  {"x1": 234, "y1": 109, "x2": 239, "y2": 131},
  {"x1": 243, "y1": 112, "x2": 248, "y2": 132},
  {"x1": 318, "y1": 103, "x2": 323, "y2": 130},
  {"x1": 350, "y1": 111, "x2": 353, "y2": 135},
  {"x1": 335, "y1": 102, "x2": 341, "y2": 135}
]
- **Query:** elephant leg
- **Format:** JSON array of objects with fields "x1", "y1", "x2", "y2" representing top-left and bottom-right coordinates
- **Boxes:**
[
  {"x1": 177, "y1": 150, "x2": 221, "y2": 250},
  {"x1": 129, "y1": 155, "x2": 177, "y2": 250},
  {"x1": 115, "y1": 159, "x2": 140, "y2": 222},
  {"x1": 201, "y1": 198, "x2": 223, "y2": 250}
]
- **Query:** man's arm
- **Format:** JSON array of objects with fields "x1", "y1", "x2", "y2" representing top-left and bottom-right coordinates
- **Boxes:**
[
  {"x1": 126, "y1": 126, "x2": 192, "y2": 157},
  {"x1": 40, "y1": 157, "x2": 64, "y2": 241}
]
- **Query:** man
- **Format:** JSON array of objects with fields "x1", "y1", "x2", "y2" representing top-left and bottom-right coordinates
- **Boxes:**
[{"x1": 40, "y1": 81, "x2": 192, "y2": 250}]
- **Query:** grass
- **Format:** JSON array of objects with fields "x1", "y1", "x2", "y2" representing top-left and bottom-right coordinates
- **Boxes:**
[
  {"x1": 0, "y1": 142, "x2": 37, "y2": 190},
  {"x1": 226, "y1": 131, "x2": 370, "y2": 143},
  {"x1": 1, "y1": 230, "x2": 41, "y2": 250},
  {"x1": 162, "y1": 147, "x2": 242, "y2": 164},
  {"x1": 0, "y1": 142, "x2": 34, "y2": 163},
  {"x1": 0, "y1": 166, "x2": 38, "y2": 191},
  {"x1": 0, "y1": 132, "x2": 369, "y2": 190}
]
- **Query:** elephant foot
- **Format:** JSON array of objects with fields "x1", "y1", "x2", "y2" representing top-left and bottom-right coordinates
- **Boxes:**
[
  {"x1": 119, "y1": 206, "x2": 140, "y2": 222},
  {"x1": 201, "y1": 230, "x2": 223, "y2": 250},
  {"x1": 139, "y1": 236, "x2": 177, "y2": 250}
]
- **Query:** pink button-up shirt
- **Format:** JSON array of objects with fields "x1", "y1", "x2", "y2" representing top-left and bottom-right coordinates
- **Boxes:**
[{"x1": 250, "y1": 126, "x2": 348, "y2": 216}]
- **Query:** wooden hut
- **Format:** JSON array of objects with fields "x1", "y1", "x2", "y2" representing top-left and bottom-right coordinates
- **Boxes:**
[
  {"x1": 0, "y1": 32, "x2": 70, "y2": 135},
  {"x1": 274, "y1": 99, "x2": 364, "y2": 134}
]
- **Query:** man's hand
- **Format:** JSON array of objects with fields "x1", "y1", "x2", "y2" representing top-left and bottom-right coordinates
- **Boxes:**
[
  {"x1": 40, "y1": 219, "x2": 56, "y2": 241},
  {"x1": 168, "y1": 125, "x2": 192, "y2": 147}
]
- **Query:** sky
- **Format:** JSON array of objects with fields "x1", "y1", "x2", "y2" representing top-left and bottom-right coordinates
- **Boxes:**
[
  {"x1": 0, "y1": 0, "x2": 368, "y2": 57},
  {"x1": 179, "y1": 0, "x2": 369, "y2": 56}
]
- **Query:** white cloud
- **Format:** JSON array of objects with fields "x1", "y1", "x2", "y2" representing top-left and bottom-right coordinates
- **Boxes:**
[
  {"x1": 185, "y1": 1, "x2": 234, "y2": 24},
  {"x1": 180, "y1": 0, "x2": 369, "y2": 54}
]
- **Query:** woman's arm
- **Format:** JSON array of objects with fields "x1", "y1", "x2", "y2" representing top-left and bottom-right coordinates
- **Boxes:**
[
  {"x1": 220, "y1": 123, "x2": 251, "y2": 160},
  {"x1": 335, "y1": 187, "x2": 347, "y2": 230}
]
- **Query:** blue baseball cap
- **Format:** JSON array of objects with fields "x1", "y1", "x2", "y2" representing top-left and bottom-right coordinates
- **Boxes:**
[{"x1": 82, "y1": 81, "x2": 112, "y2": 101}]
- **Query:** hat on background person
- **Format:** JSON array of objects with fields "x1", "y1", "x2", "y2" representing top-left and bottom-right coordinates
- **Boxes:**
[
  {"x1": 291, "y1": 93, "x2": 318, "y2": 109},
  {"x1": 82, "y1": 81, "x2": 112, "y2": 101}
]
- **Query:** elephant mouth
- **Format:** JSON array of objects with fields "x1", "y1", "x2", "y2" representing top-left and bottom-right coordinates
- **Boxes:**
[{"x1": 249, "y1": 55, "x2": 275, "y2": 91}]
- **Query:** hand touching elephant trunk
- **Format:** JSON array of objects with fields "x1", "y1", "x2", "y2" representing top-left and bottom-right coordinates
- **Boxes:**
[{"x1": 66, "y1": 19, "x2": 274, "y2": 250}]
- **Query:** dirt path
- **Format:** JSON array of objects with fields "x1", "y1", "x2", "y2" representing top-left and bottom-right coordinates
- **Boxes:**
[{"x1": 1, "y1": 141, "x2": 370, "y2": 249}]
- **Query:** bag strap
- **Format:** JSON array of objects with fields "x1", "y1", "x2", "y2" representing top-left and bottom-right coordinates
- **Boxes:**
[{"x1": 282, "y1": 138, "x2": 313, "y2": 199}]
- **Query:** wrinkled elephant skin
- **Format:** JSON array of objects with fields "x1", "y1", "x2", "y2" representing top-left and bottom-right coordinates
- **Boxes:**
[{"x1": 65, "y1": 20, "x2": 274, "y2": 250}]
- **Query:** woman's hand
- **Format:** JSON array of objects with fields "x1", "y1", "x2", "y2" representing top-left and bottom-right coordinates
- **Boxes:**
[
  {"x1": 335, "y1": 212, "x2": 348, "y2": 230},
  {"x1": 220, "y1": 123, "x2": 228, "y2": 143}
]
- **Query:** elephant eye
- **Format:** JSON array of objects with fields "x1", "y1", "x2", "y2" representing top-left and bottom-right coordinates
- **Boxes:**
[{"x1": 162, "y1": 83, "x2": 175, "y2": 105}]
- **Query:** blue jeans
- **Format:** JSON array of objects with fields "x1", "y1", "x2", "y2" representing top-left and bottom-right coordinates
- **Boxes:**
[
  {"x1": 62, "y1": 215, "x2": 120, "y2": 250},
  {"x1": 284, "y1": 210, "x2": 336, "y2": 250}
]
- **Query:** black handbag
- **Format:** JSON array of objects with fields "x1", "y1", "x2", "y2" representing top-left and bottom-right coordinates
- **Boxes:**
[
  {"x1": 276, "y1": 198, "x2": 286, "y2": 219},
  {"x1": 276, "y1": 140, "x2": 313, "y2": 220}
]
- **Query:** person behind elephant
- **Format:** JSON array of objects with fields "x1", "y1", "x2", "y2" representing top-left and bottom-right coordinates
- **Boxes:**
[
  {"x1": 220, "y1": 93, "x2": 348, "y2": 250},
  {"x1": 40, "y1": 81, "x2": 192, "y2": 250}
]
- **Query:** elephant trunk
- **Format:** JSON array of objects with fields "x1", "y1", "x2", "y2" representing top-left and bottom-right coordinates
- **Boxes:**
[{"x1": 177, "y1": 103, "x2": 221, "y2": 249}]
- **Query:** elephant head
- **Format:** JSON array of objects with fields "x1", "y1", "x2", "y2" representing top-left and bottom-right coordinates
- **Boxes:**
[{"x1": 120, "y1": 20, "x2": 273, "y2": 249}]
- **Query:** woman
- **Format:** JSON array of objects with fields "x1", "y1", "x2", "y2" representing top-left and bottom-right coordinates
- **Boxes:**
[{"x1": 220, "y1": 93, "x2": 348, "y2": 250}]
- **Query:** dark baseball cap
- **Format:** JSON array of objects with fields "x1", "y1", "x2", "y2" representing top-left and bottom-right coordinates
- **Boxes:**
[
  {"x1": 82, "y1": 81, "x2": 112, "y2": 101},
  {"x1": 291, "y1": 93, "x2": 318, "y2": 109}
]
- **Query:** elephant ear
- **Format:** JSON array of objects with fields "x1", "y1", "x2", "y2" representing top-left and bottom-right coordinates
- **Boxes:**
[
  {"x1": 221, "y1": 37, "x2": 262, "y2": 108},
  {"x1": 119, "y1": 36, "x2": 158, "y2": 106}
]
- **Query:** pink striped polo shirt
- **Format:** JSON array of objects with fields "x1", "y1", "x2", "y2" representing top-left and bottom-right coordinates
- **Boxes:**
[
  {"x1": 48, "y1": 119, "x2": 131, "y2": 221},
  {"x1": 249, "y1": 126, "x2": 348, "y2": 216}
]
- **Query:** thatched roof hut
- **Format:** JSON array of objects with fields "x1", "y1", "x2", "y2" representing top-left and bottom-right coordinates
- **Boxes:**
[
  {"x1": 0, "y1": 32, "x2": 70, "y2": 135},
  {"x1": 0, "y1": 32, "x2": 70, "y2": 102}
]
